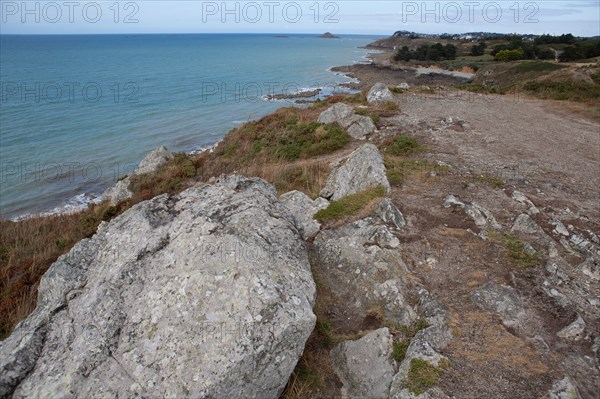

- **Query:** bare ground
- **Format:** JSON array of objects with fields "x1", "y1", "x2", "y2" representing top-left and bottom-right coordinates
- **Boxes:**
[
  {"x1": 377, "y1": 88, "x2": 599, "y2": 397},
  {"x1": 300, "y1": 57, "x2": 599, "y2": 397}
]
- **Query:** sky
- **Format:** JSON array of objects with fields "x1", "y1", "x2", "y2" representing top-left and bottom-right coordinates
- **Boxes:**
[{"x1": 1, "y1": 0, "x2": 599, "y2": 36}]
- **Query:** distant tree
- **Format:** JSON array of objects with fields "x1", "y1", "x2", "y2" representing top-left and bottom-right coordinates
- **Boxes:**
[
  {"x1": 560, "y1": 34, "x2": 576, "y2": 45},
  {"x1": 394, "y1": 43, "x2": 458, "y2": 62},
  {"x1": 394, "y1": 46, "x2": 411, "y2": 62},
  {"x1": 536, "y1": 48, "x2": 556, "y2": 60},
  {"x1": 444, "y1": 44, "x2": 458, "y2": 59},
  {"x1": 491, "y1": 44, "x2": 510, "y2": 56},
  {"x1": 470, "y1": 42, "x2": 487, "y2": 56},
  {"x1": 535, "y1": 33, "x2": 576, "y2": 45}
]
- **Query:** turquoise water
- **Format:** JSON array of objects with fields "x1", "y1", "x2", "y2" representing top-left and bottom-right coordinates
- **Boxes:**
[{"x1": 0, "y1": 34, "x2": 378, "y2": 219}]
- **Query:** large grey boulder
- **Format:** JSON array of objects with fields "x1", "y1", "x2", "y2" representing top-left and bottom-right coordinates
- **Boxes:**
[
  {"x1": 346, "y1": 115, "x2": 377, "y2": 140},
  {"x1": 103, "y1": 146, "x2": 174, "y2": 205},
  {"x1": 280, "y1": 190, "x2": 329, "y2": 240},
  {"x1": 331, "y1": 328, "x2": 396, "y2": 399},
  {"x1": 317, "y1": 103, "x2": 376, "y2": 139},
  {"x1": 318, "y1": 102, "x2": 355, "y2": 124},
  {"x1": 367, "y1": 83, "x2": 397, "y2": 105},
  {"x1": 311, "y1": 217, "x2": 417, "y2": 326},
  {"x1": 1, "y1": 176, "x2": 316, "y2": 399},
  {"x1": 320, "y1": 144, "x2": 391, "y2": 201}
]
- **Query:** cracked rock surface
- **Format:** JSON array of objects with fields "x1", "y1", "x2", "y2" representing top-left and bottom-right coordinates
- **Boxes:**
[{"x1": 1, "y1": 176, "x2": 316, "y2": 399}]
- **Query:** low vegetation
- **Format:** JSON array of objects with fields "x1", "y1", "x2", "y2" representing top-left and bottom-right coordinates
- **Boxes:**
[
  {"x1": 212, "y1": 111, "x2": 350, "y2": 162},
  {"x1": 474, "y1": 174, "x2": 505, "y2": 189},
  {"x1": 315, "y1": 186, "x2": 387, "y2": 222},
  {"x1": 523, "y1": 80, "x2": 600, "y2": 102},
  {"x1": 354, "y1": 108, "x2": 380, "y2": 124},
  {"x1": 404, "y1": 358, "x2": 446, "y2": 395},
  {"x1": 382, "y1": 135, "x2": 424, "y2": 156},
  {"x1": 384, "y1": 157, "x2": 448, "y2": 187},
  {"x1": 490, "y1": 232, "x2": 541, "y2": 268},
  {"x1": 463, "y1": 60, "x2": 600, "y2": 104},
  {"x1": 386, "y1": 318, "x2": 430, "y2": 363},
  {"x1": 392, "y1": 339, "x2": 410, "y2": 362}
]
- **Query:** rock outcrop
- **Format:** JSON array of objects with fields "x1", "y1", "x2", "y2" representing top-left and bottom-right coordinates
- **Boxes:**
[
  {"x1": 318, "y1": 102, "x2": 355, "y2": 124},
  {"x1": 103, "y1": 146, "x2": 174, "y2": 205},
  {"x1": 320, "y1": 144, "x2": 391, "y2": 201},
  {"x1": 312, "y1": 217, "x2": 416, "y2": 327},
  {"x1": 317, "y1": 103, "x2": 376, "y2": 139},
  {"x1": 331, "y1": 328, "x2": 396, "y2": 399},
  {"x1": 443, "y1": 195, "x2": 501, "y2": 230},
  {"x1": 1, "y1": 176, "x2": 316, "y2": 399},
  {"x1": 511, "y1": 213, "x2": 543, "y2": 235},
  {"x1": 375, "y1": 198, "x2": 406, "y2": 230},
  {"x1": 367, "y1": 83, "x2": 397, "y2": 105},
  {"x1": 280, "y1": 190, "x2": 329, "y2": 240},
  {"x1": 389, "y1": 289, "x2": 452, "y2": 399},
  {"x1": 471, "y1": 281, "x2": 526, "y2": 330}
]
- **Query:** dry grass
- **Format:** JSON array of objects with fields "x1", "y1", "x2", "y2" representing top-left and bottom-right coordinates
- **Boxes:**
[
  {"x1": 447, "y1": 311, "x2": 551, "y2": 377},
  {"x1": 0, "y1": 200, "x2": 123, "y2": 338}
]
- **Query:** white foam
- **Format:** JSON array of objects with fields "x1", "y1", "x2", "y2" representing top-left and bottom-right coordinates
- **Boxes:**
[
  {"x1": 188, "y1": 140, "x2": 222, "y2": 156},
  {"x1": 12, "y1": 192, "x2": 103, "y2": 222}
]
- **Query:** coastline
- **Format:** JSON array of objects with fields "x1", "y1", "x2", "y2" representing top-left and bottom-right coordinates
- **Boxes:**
[
  {"x1": 4, "y1": 43, "x2": 374, "y2": 222},
  {"x1": 7, "y1": 41, "x2": 482, "y2": 222}
]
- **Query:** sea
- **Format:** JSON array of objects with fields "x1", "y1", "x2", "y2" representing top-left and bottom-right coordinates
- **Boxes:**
[{"x1": 0, "y1": 33, "x2": 381, "y2": 220}]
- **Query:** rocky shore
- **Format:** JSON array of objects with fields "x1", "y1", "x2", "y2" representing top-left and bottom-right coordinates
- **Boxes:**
[{"x1": 331, "y1": 49, "x2": 474, "y2": 91}]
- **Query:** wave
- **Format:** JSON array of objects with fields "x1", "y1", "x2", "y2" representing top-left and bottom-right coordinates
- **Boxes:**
[{"x1": 11, "y1": 192, "x2": 103, "y2": 222}]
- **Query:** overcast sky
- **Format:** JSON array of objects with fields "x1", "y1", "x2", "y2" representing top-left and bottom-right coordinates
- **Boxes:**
[{"x1": 1, "y1": 0, "x2": 599, "y2": 36}]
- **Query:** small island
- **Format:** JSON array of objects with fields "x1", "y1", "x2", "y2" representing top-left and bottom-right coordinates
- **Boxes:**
[{"x1": 319, "y1": 32, "x2": 340, "y2": 39}]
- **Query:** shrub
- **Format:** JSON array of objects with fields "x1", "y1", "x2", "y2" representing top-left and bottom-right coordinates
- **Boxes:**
[
  {"x1": 384, "y1": 135, "x2": 424, "y2": 156},
  {"x1": 495, "y1": 48, "x2": 526, "y2": 62},
  {"x1": 355, "y1": 109, "x2": 380, "y2": 124}
]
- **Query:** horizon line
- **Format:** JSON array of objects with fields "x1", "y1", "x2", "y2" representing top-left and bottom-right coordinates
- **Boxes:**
[{"x1": 1, "y1": 31, "x2": 597, "y2": 38}]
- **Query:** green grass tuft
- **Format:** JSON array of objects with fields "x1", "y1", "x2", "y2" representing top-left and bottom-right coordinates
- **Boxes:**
[
  {"x1": 355, "y1": 108, "x2": 381, "y2": 124},
  {"x1": 384, "y1": 135, "x2": 424, "y2": 156},
  {"x1": 315, "y1": 186, "x2": 387, "y2": 222},
  {"x1": 392, "y1": 339, "x2": 410, "y2": 363},
  {"x1": 404, "y1": 359, "x2": 442, "y2": 395}
]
